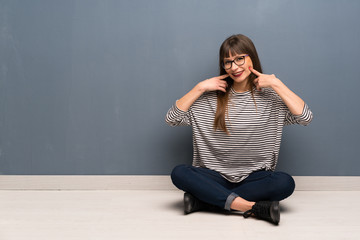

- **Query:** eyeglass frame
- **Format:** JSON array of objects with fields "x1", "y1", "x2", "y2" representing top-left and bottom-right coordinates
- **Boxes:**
[{"x1": 222, "y1": 54, "x2": 249, "y2": 70}]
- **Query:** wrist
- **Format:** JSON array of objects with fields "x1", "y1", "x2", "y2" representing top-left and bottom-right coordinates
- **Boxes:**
[
  {"x1": 195, "y1": 82, "x2": 206, "y2": 94},
  {"x1": 271, "y1": 78, "x2": 284, "y2": 91}
]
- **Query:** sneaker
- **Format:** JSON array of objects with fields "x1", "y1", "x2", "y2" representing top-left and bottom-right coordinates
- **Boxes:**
[{"x1": 243, "y1": 201, "x2": 280, "y2": 225}]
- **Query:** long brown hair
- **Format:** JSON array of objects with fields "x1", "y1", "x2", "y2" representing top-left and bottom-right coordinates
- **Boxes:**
[{"x1": 214, "y1": 34, "x2": 263, "y2": 134}]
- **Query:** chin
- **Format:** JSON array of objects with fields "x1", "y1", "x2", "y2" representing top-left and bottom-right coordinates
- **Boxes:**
[{"x1": 232, "y1": 76, "x2": 248, "y2": 83}]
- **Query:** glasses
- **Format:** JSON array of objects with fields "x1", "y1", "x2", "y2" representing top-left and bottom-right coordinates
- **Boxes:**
[{"x1": 222, "y1": 54, "x2": 249, "y2": 70}]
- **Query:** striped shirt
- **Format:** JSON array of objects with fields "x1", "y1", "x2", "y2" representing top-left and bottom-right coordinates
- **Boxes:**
[{"x1": 165, "y1": 87, "x2": 313, "y2": 183}]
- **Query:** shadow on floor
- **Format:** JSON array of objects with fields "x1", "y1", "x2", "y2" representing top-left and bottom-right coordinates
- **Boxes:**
[
  {"x1": 165, "y1": 199, "x2": 244, "y2": 217},
  {"x1": 167, "y1": 199, "x2": 183, "y2": 212},
  {"x1": 166, "y1": 198, "x2": 293, "y2": 217}
]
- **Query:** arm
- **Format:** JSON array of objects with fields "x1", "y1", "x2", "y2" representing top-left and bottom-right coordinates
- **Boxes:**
[
  {"x1": 250, "y1": 67, "x2": 313, "y2": 125},
  {"x1": 250, "y1": 67, "x2": 304, "y2": 115},
  {"x1": 176, "y1": 74, "x2": 229, "y2": 111},
  {"x1": 270, "y1": 79, "x2": 304, "y2": 116},
  {"x1": 165, "y1": 74, "x2": 229, "y2": 126}
]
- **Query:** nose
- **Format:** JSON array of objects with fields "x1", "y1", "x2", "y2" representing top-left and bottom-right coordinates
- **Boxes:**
[{"x1": 230, "y1": 62, "x2": 239, "y2": 71}]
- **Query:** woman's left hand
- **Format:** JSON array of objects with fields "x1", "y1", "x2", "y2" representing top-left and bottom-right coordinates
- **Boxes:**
[{"x1": 249, "y1": 67, "x2": 281, "y2": 91}]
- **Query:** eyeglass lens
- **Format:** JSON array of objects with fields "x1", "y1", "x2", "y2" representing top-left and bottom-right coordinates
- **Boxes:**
[{"x1": 223, "y1": 56, "x2": 246, "y2": 70}]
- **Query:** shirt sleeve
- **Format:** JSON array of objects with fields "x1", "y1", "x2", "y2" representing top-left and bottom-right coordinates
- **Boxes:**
[
  {"x1": 284, "y1": 103, "x2": 313, "y2": 126},
  {"x1": 165, "y1": 101, "x2": 192, "y2": 126}
]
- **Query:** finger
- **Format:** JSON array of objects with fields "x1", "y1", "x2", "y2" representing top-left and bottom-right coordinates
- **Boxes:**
[
  {"x1": 219, "y1": 74, "x2": 230, "y2": 79},
  {"x1": 254, "y1": 81, "x2": 261, "y2": 91},
  {"x1": 220, "y1": 84, "x2": 227, "y2": 89},
  {"x1": 219, "y1": 80, "x2": 228, "y2": 85},
  {"x1": 218, "y1": 81, "x2": 227, "y2": 89},
  {"x1": 249, "y1": 67, "x2": 261, "y2": 77},
  {"x1": 217, "y1": 81, "x2": 228, "y2": 90},
  {"x1": 218, "y1": 86, "x2": 226, "y2": 93}
]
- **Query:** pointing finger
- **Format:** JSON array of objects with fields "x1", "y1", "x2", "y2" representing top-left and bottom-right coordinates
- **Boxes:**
[
  {"x1": 249, "y1": 67, "x2": 262, "y2": 77},
  {"x1": 219, "y1": 74, "x2": 230, "y2": 79}
]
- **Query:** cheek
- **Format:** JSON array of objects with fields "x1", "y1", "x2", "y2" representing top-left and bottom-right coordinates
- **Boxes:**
[
  {"x1": 246, "y1": 57, "x2": 254, "y2": 68},
  {"x1": 244, "y1": 71, "x2": 252, "y2": 79},
  {"x1": 244, "y1": 63, "x2": 253, "y2": 76}
]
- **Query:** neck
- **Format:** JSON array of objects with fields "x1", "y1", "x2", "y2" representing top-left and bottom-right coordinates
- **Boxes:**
[{"x1": 232, "y1": 80, "x2": 251, "y2": 93}]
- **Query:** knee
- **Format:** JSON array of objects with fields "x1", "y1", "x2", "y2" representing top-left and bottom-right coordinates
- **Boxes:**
[
  {"x1": 283, "y1": 173, "x2": 296, "y2": 196},
  {"x1": 170, "y1": 164, "x2": 189, "y2": 187},
  {"x1": 271, "y1": 172, "x2": 296, "y2": 201}
]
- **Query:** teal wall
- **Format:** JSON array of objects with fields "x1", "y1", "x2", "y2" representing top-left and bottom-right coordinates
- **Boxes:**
[{"x1": 0, "y1": 0, "x2": 359, "y2": 175}]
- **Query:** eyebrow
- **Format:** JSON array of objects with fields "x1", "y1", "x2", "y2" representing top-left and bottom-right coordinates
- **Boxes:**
[{"x1": 223, "y1": 54, "x2": 247, "y2": 60}]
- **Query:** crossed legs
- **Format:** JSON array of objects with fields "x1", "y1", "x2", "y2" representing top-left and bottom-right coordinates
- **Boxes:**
[{"x1": 171, "y1": 164, "x2": 295, "y2": 212}]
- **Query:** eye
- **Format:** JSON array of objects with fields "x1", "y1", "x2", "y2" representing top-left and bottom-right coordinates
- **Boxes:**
[
  {"x1": 224, "y1": 61, "x2": 232, "y2": 65},
  {"x1": 236, "y1": 56, "x2": 244, "y2": 61}
]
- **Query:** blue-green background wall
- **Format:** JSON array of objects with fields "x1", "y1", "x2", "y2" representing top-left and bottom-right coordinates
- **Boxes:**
[{"x1": 1, "y1": 0, "x2": 359, "y2": 175}]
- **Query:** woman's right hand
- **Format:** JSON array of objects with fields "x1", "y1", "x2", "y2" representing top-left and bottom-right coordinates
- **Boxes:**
[
  {"x1": 176, "y1": 74, "x2": 230, "y2": 112},
  {"x1": 197, "y1": 74, "x2": 229, "y2": 93}
]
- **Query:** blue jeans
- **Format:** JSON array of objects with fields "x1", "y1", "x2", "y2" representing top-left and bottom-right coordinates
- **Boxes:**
[{"x1": 171, "y1": 164, "x2": 295, "y2": 211}]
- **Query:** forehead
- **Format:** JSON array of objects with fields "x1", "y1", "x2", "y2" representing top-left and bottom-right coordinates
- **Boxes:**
[{"x1": 223, "y1": 50, "x2": 246, "y2": 60}]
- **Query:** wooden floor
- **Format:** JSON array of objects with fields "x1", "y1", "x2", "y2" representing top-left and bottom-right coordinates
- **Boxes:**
[{"x1": 1, "y1": 190, "x2": 359, "y2": 240}]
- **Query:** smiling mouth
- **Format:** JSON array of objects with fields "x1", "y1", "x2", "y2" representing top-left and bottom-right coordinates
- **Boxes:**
[{"x1": 232, "y1": 71, "x2": 244, "y2": 77}]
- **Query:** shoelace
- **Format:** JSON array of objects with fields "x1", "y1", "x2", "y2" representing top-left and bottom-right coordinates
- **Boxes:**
[
  {"x1": 243, "y1": 208, "x2": 254, "y2": 218},
  {"x1": 243, "y1": 202, "x2": 270, "y2": 219}
]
